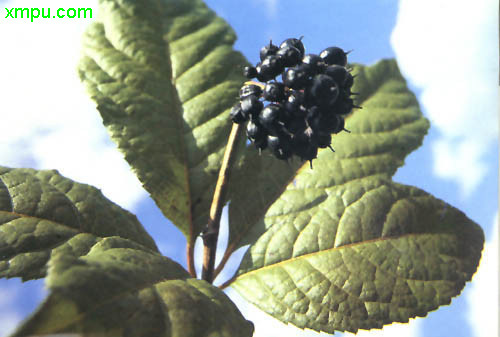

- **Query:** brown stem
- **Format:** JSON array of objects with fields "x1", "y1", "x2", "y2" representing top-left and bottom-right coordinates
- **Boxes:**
[
  {"x1": 202, "y1": 123, "x2": 243, "y2": 283},
  {"x1": 186, "y1": 237, "x2": 196, "y2": 278},
  {"x1": 213, "y1": 242, "x2": 236, "y2": 279},
  {"x1": 218, "y1": 273, "x2": 238, "y2": 290}
]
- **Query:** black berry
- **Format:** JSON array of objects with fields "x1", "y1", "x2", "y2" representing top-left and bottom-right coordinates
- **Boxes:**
[
  {"x1": 243, "y1": 66, "x2": 257, "y2": 79},
  {"x1": 276, "y1": 46, "x2": 302, "y2": 67},
  {"x1": 234, "y1": 38, "x2": 358, "y2": 166},
  {"x1": 230, "y1": 103, "x2": 247, "y2": 124},
  {"x1": 302, "y1": 54, "x2": 326, "y2": 75},
  {"x1": 282, "y1": 64, "x2": 312, "y2": 89},
  {"x1": 319, "y1": 47, "x2": 348, "y2": 66},
  {"x1": 279, "y1": 37, "x2": 305, "y2": 59},
  {"x1": 260, "y1": 40, "x2": 279, "y2": 61},
  {"x1": 239, "y1": 84, "x2": 263, "y2": 99},
  {"x1": 240, "y1": 95, "x2": 263, "y2": 120},
  {"x1": 259, "y1": 104, "x2": 283, "y2": 134},
  {"x1": 263, "y1": 82, "x2": 286, "y2": 102},
  {"x1": 324, "y1": 65, "x2": 348, "y2": 86},
  {"x1": 308, "y1": 74, "x2": 339, "y2": 107},
  {"x1": 256, "y1": 55, "x2": 284, "y2": 82}
]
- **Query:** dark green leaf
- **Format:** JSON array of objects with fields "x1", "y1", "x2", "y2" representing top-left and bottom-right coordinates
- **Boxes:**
[
  {"x1": 78, "y1": 0, "x2": 249, "y2": 242},
  {"x1": 12, "y1": 237, "x2": 253, "y2": 337},
  {"x1": 0, "y1": 166, "x2": 157, "y2": 280}
]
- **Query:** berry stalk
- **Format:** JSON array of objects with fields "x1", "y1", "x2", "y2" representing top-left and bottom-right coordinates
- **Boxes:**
[{"x1": 201, "y1": 122, "x2": 243, "y2": 283}]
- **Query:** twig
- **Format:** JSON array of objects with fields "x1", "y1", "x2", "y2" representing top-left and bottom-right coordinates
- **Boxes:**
[
  {"x1": 213, "y1": 242, "x2": 236, "y2": 279},
  {"x1": 218, "y1": 273, "x2": 238, "y2": 290},
  {"x1": 186, "y1": 237, "x2": 196, "y2": 278},
  {"x1": 201, "y1": 123, "x2": 243, "y2": 283}
]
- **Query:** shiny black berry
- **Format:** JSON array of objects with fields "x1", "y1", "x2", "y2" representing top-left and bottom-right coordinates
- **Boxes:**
[
  {"x1": 263, "y1": 82, "x2": 285, "y2": 102},
  {"x1": 284, "y1": 91, "x2": 305, "y2": 118},
  {"x1": 256, "y1": 55, "x2": 284, "y2": 82},
  {"x1": 279, "y1": 37, "x2": 305, "y2": 59},
  {"x1": 239, "y1": 84, "x2": 263, "y2": 99},
  {"x1": 306, "y1": 106, "x2": 339, "y2": 133},
  {"x1": 309, "y1": 74, "x2": 339, "y2": 107},
  {"x1": 260, "y1": 40, "x2": 279, "y2": 61},
  {"x1": 324, "y1": 65, "x2": 349, "y2": 86},
  {"x1": 319, "y1": 47, "x2": 348, "y2": 66},
  {"x1": 267, "y1": 134, "x2": 293, "y2": 160},
  {"x1": 276, "y1": 46, "x2": 302, "y2": 67},
  {"x1": 246, "y1": 120, "x2": 268, "y2": 151},
  {"x1": 282, "y1": 64, "x2": 312, "y2": 89},
  {"x1": 292, "y1": 129, "x2": 318, "y2": 167},
  {"x1": 259, "y1": 104, "x2": 283, "y2": 134},
  {"x1": 247, "y1": 119, "x2": 265, "y2": 140},
  {"x1": 302, "y1": 54, "x2": 326, "y2": 75},
  {"x1": 240, "y1": 95, "x2": 263, "y2": 120},
  {"x1": 230, "y1": 103, "x2": 247, "y2": 124},
  {"x1": 243, "y1": 66, "x2": 257, "y2": 79}
]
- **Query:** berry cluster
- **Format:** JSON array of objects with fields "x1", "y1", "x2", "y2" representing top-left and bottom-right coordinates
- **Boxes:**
[{"x1": 230, "y1": 37, "x2": 359, "y2": 168}]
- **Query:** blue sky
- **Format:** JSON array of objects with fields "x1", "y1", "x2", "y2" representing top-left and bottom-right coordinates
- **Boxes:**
[{"x1": 0, "y1": 0, "x2": 497, "y2": 337}]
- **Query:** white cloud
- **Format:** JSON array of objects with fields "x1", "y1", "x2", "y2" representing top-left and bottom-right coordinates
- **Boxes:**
[
  {"x1": 466, "y1": 213, "x2": 499, "y2": 337},
  {"x1": 0, "y1": 283, "x2": 22, "y2": 337},
  {"x1": 391, "y1": 0, "x2": 498, "y2": 197},
  {"x1": 0, "y1": 312, "x2": 23, "y2": 337},
  {"x1": 0, "y1": 0, "x2": 146, "y2": 211},
  {"x1": 254, "y1": 0, "x2": 278, "y2": 19}
]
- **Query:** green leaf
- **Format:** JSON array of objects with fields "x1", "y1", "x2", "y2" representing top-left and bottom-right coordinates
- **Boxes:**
[
  {"x1": 232, "y1": 178, "x2": 484, "y2": 333},
  {"x1": 225, "y1": 59, "x2": 430, "y2": 252},
  {"x1": 230, "y1": 60, "x2": 484, "y2": 333},
  {"x1": 232, "y1": 179, "x2": 484, "y2": 333},
  {"x1": 0, "y1": 166, "x2": 158, "y2": 280},
  {"x1": 78, "y1": 0, "x2": 249, "y2": 242},
  {"x1": 12, "y1": 237, "x2": 253, "y2": 337}
]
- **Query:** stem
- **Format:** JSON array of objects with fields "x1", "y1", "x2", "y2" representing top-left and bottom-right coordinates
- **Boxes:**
[
  {"x1": 201, "y1": 123, "x2": 243, "y2": 283},
  {"x1": 213, "y1": 242, "x2": 236, "y2": 279},
  {"x1": 186, "y1": 237, "x2": 196, "y2": 278},
  {"x1": 218, "y1": 273, "x2": 238, "y2": 290}
]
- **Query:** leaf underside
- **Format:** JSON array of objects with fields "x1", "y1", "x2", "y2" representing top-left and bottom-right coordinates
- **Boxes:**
[
  {"x1": 12, "y1": 237, "x2": 253, "y2": 337},
  {"x1": 0, "y1": 166, "x2": 158, "y2": 281},
  {"x1": 231, "y1": 59, "x2": 485, "y2": 333},
  {"x1": 78, "y1": 0, "x2": 249, "y2": 242}
]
